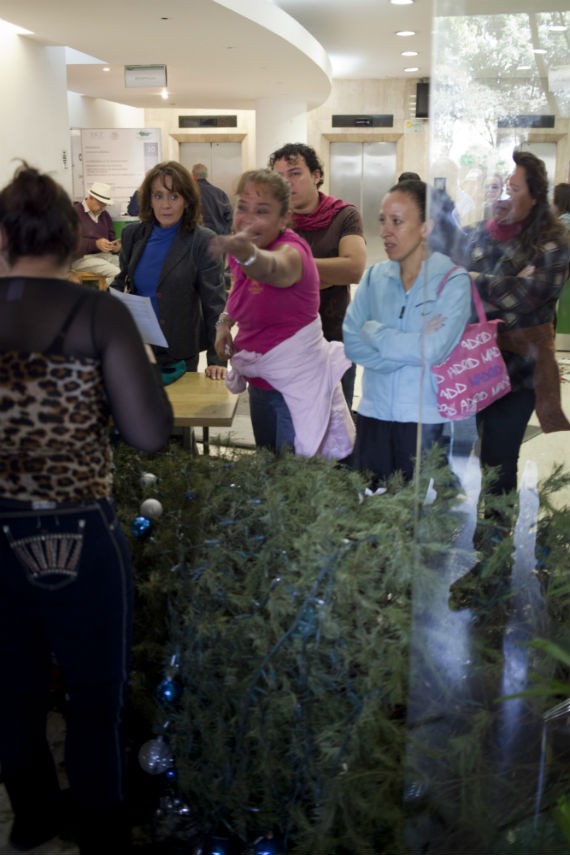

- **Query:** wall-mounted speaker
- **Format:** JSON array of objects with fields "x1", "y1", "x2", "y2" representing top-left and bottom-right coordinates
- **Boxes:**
[
  {"x1": 497, "y1": 114, "x2": 555, "y2": 128},
  {"x1": 331, "y1": 114, "x2": 394, "y2": 127},
  {"x1": 178, "y1": 116, "x2": 237, "y2": 128},
  {"x1": 415, "y1": 82, "x2": 429, "y2": 119}
]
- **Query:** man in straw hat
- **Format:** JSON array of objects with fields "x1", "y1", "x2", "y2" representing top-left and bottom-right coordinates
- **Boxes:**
[{"x1": 71, "y1": 182, "x2": 121, "y2": 287}]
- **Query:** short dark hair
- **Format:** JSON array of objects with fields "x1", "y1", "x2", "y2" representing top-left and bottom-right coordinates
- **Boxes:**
[
  {"x1": 268, "y1": 143, "x2": 324, "y2": 188},
  {"x1": 398, "y1": 171, "x2": 421, "y2": 182},
  {"x1": 0, "y1": 161, "x2": 79, "y2": 265},
  {"x1": 387, "y1": 179, "x2": 467, "y2": 264},
  {"x1": 389, "y1": 178, "x2": 427, "y2": 221},
  {"x1": 236, "y1": 169, "x2": 291, "y2": 217},
  {"x1": 553, "y1": 182, "x2": 570, "y2": 215},
  {"x1": 139, "y1": 161, "x2": 201, "y2": 231}
]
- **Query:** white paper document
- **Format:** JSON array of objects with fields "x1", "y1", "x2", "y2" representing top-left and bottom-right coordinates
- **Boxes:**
[{"x1": 110, "y1": 290, "x2": 168, "y2": 348}]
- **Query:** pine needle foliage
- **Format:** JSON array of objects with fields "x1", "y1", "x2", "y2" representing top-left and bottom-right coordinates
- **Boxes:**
[
  {"x1": 112, "y1": 441, "x2": 462, "y2": 852},
  {"x1": 111, "y1": 440, "x2": 570, "y2": 853}
]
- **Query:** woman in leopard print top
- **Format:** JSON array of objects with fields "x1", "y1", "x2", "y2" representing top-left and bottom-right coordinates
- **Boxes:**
[{"x1": 0, "y1": 163, "x2": 173, "y2": 854}]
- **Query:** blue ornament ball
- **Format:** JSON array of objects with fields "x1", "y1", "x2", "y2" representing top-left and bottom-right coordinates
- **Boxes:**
[
  {"x1": 157, "y1": 678, "x2": 181, "y2": 704},
  {"x1": 132, "y1": 515, "x2": 152, "y2": 537},
  {"x1": 254, "y1": 834, "x2": 282, "y2": 855}
]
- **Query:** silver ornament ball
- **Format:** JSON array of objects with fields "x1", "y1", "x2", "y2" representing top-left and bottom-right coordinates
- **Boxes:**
[
  {"x1": 140, "y1": 472, "x2": 158, "y2": 488},
  {"x1": 140, "y1": 498, "x2": 163, "y2": 521},
  {"x1": 138, "y1": 737, "x2": 172, "y2": 775}
]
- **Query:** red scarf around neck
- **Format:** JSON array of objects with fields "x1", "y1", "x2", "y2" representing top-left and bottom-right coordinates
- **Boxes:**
[
  {"x1": 486, "y1": 218, "x2": 527, "y2": 242},
  {"x1": 293, "y1": 192, "x2": 352, "y2": 232}
]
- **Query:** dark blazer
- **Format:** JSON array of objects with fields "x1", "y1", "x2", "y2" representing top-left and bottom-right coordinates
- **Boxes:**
[
  {"x1": 196, "y1": 178, "x2": 233, "y2": 235},
  {"x1": 110, "y1": 221, "x2": 226, "y2": 367}
]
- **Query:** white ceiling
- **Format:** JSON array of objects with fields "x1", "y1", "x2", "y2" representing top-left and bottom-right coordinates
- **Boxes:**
[
  {"x1": 0, "y1": 0, "x2": 567, "y2": 110},
  {"x1": 0, "y1": 0, "x2": 431, "y2": 109}
]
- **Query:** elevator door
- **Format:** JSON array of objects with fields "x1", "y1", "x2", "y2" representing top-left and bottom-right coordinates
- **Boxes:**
[
  {"x1": 330, "y1": 142, "x2": 397, "y2": 267},
  {"x1": 179, "y1": 141, "x2": 242, "y2": 203}
]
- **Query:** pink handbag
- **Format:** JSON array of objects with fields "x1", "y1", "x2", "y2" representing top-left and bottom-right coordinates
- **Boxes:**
[{"x1": 430, "y1": 270, "x2": 511, "y2": 421}]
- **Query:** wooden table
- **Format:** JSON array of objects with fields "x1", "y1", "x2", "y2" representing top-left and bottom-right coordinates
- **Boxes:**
[{"x1": 165, "y1": 372, "x2": 240, "y2": 453}]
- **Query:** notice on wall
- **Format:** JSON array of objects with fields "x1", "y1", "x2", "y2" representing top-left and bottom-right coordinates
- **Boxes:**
[
  {"x1": 78, "y1": 128, "x2": 162, "y2": 217},
  {"x1": 404, "y1": 119, "x2": 423, "y2": 134}
]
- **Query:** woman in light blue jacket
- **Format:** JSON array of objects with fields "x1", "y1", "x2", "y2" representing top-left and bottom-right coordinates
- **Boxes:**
[{"x1": 343, "y1": 179, "x2": 471, "y2": 483}]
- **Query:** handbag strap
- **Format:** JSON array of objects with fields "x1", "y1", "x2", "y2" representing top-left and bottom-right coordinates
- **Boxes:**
[
  {"x1": 436, "y1": 265, "x2": 462, "y2": 297},
  {"x1": 436, "y1": 264, "x2": 488, "y2": 323},
  {"x1": 469, "y1": 280, "x2": 488, "y2": 324}
]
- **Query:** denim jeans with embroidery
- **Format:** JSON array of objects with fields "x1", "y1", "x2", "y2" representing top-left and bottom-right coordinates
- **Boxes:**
[{"x1": 0, "y1": 497, "x2": 133, "y2": 808}]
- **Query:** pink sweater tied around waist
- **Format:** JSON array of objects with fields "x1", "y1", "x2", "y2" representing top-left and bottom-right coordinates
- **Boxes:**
[{"x1": 225, "y1": 317, "x2": 355, "y2": 460}]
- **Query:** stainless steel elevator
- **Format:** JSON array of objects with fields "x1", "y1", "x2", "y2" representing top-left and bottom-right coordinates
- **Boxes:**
[
  {"x1": 329, "y1": 141, "x2": 397, "y2": 267},
  {"x1": 179, "y1": 141, "x2": 242, "y2": 202}
]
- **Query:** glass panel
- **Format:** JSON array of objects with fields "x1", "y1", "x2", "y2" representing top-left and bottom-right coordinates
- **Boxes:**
[{"x1": 408, "y1": 3, "x2": 570, "y2": 852}]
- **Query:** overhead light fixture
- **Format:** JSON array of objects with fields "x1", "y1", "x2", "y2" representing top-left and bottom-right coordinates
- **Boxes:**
[
  {"x1": 404, "y1": 67, "x2": 419, "y2": 73},
  {"x1": 532, "y1": 48, "x2": 547, "y2": 55},
  {"x1": 161, "y1": 88, "x2": 169, "y2": 100},
  {"x1": 401, "y1": 51, "x2": 418, "y2": 57},
  {"x1": 390, "y1": 0, "x2": 414, "y2": 4},
  {"x1": 396, "y1": 31, "x2": 416, "y2": 37},
  {"x1": 103, "y1": 67, "x2": 110, "y2": 72}
]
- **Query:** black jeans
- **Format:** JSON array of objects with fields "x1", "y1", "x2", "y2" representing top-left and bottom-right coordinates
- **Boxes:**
[
  {"x1": 476, "y1": 387, "x2": 536, "y2": 496},
  {"x1": 352, "y1": 415, "x2": 444, "y2": 482},
  {"x1": 341, "y1": 362, "x2": 357, "y2": 411},
  {"x1": 0, "y1": 497, "x2": 133, "y2": 810}
]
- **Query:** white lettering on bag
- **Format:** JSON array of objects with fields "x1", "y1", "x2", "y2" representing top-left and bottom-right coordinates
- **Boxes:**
[
  {"x1": 460, "y1": 390, "x2": 488, "y2": 413},
  {"x1": 445, "y1": 357, "x2": 480, "y2": 378},
  {"x1": 461, "y1": 330, "x2": 492, "y2": 350},
  {"x1": 492, "y1": 378, "x2": 510, "y2": 396},
  {"x1": 439, "y1": 382, "x2": 467, "y2": 400},
  {"x1": 481, "y1": 345, "x2": 501, "y2": 363},
  {"x1": 437, "y1": 401, "x2": 458, "y2": 417}
]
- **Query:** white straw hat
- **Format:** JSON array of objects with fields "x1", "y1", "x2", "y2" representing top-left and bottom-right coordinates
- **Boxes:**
[{"x1": 88, "y1": 182, "x2": 113, "y2": 205}]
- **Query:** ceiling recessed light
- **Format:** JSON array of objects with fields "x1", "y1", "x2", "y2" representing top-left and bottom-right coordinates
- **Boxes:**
[
  {"x1": 102, "y1": 67, "x2": 110, "y2": 72},
  {"x1": 404, "y1": 67, "x2": 419, "y2": 73},
  {"x1": 401, "y1": 51, "x2": 418, "y2": 57},
  {"x1": 396, "y1": 31, "x2": 416, "y2": 37},
  {"x1": 390, "y1": 0, "x2": 414, "y2": 5}
]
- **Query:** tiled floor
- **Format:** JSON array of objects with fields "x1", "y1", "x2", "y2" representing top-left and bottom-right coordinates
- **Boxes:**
[{"x1": 1, "y1": 356, "x2": 568, "y2": 854}]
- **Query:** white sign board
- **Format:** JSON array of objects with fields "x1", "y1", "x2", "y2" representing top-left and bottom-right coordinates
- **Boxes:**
[{"x1": 78, "y1": 128, "x2": 161, "y2": 217}]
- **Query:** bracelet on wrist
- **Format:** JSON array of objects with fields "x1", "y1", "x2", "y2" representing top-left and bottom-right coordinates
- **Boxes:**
[
  {"x1": 240, "y1": 245, "x2": 257, "y2": 267},
  {"x1": 215, "y1": 314, "x2": 232, "y2": 327}
]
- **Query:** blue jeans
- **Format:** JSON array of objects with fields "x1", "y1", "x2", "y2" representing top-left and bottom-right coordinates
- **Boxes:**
[
  {"x1": 0, "y1": 497, "x2": 133, "y2": 809},
  {"x1": 248, "y1": 385, "x2": 295, "y2": 452}
]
